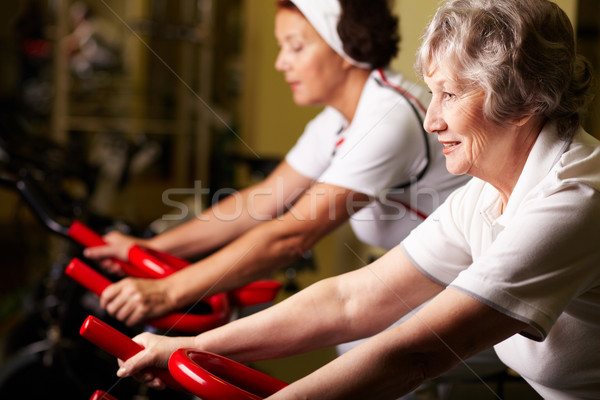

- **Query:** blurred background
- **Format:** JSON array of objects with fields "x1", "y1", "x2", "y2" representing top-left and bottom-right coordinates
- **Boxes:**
[{"x1": 0, "y1": 0, "x2": 597, "y2": 398}]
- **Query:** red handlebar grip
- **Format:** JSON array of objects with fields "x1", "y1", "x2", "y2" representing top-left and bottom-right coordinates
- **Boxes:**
[
  {"x1": 67, "y1": 221, "x2": 153, "y2": 279},
  {"x1": 128, "y1": 245, "x2": 180, "y2": 278},
  {"x1": 68, "y1": 221, "x2": 106, "y2": 247},
  {"x1": 80, "y1": 316, "x2": 186, "y2": 392},
  {"x1": 80, "y1": 315, "x2": 144, "y2": 360},
  {"x1": 66, "y1": 258, "x2": 111, "y2": 296}
]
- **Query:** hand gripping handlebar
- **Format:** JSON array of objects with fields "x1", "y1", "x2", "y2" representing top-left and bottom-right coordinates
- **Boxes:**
[
  {"x1": 69, "y1": 221, "x2": 282, "y2": 307},
  {"x1": 67, "y1": 221, "x2": 152, "y2": 279},
  {"x1": 79, "y1": 316, "x2": 186, "y2": 392},
  {"x1": 80, "y1": 316, "x2": 287, "y2": 399},
  {"x1": 128, "y1": 244, "x2": 283, "y2": 307},
  {"x1": 66, "y1": 258, "x2": 229, "y2": 333}
]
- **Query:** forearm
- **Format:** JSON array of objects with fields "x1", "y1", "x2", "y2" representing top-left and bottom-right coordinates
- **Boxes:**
[
  {"x1": 267, "y1": 333, "x2": 430, "y2": 400},
  {"x1": 267, "y1": 288, "x2": 527, "y2": 400},
  {"x1": 165, "y1": 222, "x2": 317, "y2": 307},
  {"x1": 147, "y1": 187, "x2": 271, "y2": 258},
  {"x1": 193, "y1": 277, "x2": 351, "y2": 363}
]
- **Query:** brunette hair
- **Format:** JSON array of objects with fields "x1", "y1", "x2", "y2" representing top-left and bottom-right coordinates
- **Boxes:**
[{"x1": 277, "y1": 0, "x2": 400, "y2": 69}]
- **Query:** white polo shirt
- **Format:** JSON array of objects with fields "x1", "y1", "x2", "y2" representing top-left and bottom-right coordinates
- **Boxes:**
[
  {"x1": 402, "y1": 123, "x2": 600, "y2": 398},
  {"x1": 286, "y1": 69, "x2": 469, "y2": 250}
]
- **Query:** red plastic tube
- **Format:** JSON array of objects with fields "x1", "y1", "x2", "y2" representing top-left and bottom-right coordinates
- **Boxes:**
[
  {"x1": 128, "y1": 245, "x2": 189, "y2": 275},
  {"x1": 229, "y1": 280, "x2": 283, "y2": 307},
  {"x1": 80, "y1": 316, "x2": 186, "y2": 392},
  {"x1": 128, "y1": 245, "x2": 182, "y2": 278},
  {"x1": 66, "y1": 258, "x2": 230, "y2": 333},
  {"x1": 128, "y1": 245, "x2": 282, "y2": 308},
  {"x1": 168, "y1": 349, "x2": 287, "y2": 400},
  {"x1": 67, "y1": 221, "x2": 153, "y2": 279},
  {"x1": 70, "y1": 222, "x2": 281, "y2": 320}
]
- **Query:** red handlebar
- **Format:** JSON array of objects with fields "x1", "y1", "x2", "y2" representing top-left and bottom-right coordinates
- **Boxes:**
[
  {"x1": 80, "y1": 316, "x2": 186, "y2": 392},
  {"x1": 66, "y1": 258, "x2": 230, "y2": 333},
  {"x1": 169, "y1": 349, "x2": 287, "y2": 400},
  {"x1": 68, "y1": 221, "x2": 282, "y2": 331},
  {"x1": 80, "y1": 316, "x2": 286, "y2": 399},
  {"x1": 67, "y1": 221, "x2": 152, "y2": 279},
  {"x1": 128, "y1": 244, "x2": 282, "y2": 307}
]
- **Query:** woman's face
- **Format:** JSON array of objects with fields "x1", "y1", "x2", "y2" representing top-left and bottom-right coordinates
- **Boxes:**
[
  {"x1": 274, "y1": 8, "x2": 347, "y2": 107},
  {"x1": 423, "y1": 66, "x2": 512, "y2": 179}
]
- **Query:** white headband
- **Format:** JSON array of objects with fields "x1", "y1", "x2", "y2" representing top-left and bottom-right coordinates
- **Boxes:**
[{"x1": 289, "y1": 0, "x2": 372, "y2": 70}]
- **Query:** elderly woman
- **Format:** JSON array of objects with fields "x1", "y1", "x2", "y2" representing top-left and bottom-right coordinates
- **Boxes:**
[{"x1": 114, "y1": 0, "x2": 599, "y2": 398}]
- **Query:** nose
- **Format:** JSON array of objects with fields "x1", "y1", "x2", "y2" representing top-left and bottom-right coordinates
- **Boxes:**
[
  {"x1": 274, "y1": 49, "x2": 287, "y2": 72},
  {"x1": 423, "y1": 100, "x2": 446, "y2": 134}
]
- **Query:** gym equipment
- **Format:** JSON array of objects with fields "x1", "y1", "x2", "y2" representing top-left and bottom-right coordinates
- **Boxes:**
[
  {"x1": 66, "y1": 258, "x2": 229, "y2": 332},
  {"x1": 81, "y1": 315, "x2": 287, "y2": 399}
]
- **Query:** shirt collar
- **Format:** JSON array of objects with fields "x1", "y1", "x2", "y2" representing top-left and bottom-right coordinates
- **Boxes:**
[{"x1": 502, "y1": 121, "x2": 571, "y2": 219}]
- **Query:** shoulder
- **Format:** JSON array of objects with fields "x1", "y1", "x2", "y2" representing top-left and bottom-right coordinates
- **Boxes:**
[
  {"x1": 555, "y1": 129, "x2": 600, "y2": 191},
  {"x1": 367, "y1": 69, "x2": 431, "y2": 111}
]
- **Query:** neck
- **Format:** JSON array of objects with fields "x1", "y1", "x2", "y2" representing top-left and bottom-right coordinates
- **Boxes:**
[
  {"x1": 330, "y1": 67, "x2": 371, "y2": 122},
  {"x1": 486, "y1": 117, "x2": 546, "y2": 210}
]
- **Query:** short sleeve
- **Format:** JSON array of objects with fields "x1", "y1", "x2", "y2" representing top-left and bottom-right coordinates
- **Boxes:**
[
  {"x1": 285, "y1": 108, "x2": 341, "y2": 180},
  {"x1": 450, "y1": 184, "x2": 600, "y2": 340},
  {"x1": 401, "y1": 182, "x2": 476, "y2": 285}
]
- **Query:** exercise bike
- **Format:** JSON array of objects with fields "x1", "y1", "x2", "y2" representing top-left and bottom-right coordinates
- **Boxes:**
[{"x1": 0, "y1": 126, "x2": 202, "y2": 399}]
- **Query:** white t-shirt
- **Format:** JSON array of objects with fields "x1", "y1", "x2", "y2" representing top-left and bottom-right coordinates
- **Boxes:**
[
  {"x1": 286, "y1": 69, "x2": 469, "y2": 250},
  {"x1": 402, "y1": 123, "x2": 600, "y2": 399}
]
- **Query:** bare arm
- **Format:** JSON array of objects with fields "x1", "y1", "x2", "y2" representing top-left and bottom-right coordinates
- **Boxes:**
[
  {"x1": 117, "y1": 247, "x2": 526, "y2": 399},
  {"x1": 117, "y1": 246, "x2": 444, "y2": 376},
  {"x1": 266, "y1": 288, "x2": 527, "y2": 399},
  {"x1": 100, "y1": 174, "x2": 371, "y2": 325},
  {"x1": 86, "y1": 161, "x2": 312, "y2": 261}
]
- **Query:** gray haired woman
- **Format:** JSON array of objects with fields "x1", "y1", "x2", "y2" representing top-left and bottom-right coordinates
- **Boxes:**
[{"x1": 115, "y1": 1, "x2": 599, "y2": 398}]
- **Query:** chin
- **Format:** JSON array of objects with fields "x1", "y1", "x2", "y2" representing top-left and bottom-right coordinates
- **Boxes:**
[{"x1": 445, "y1": 160, "x2": 468, "y2": 176}]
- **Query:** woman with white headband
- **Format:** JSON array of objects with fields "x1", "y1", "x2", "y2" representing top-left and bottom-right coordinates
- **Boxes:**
[
  {"x1": 85, "y1": 0, "x2": 465, "y2": 323},
  {"x1": 86, "y1": 0, "x2": 468, "y2": 384}
]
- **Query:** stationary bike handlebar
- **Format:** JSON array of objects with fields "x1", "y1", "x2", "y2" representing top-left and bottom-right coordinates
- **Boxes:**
[
  {"x1": 66, "y1": 259, "x2": 229, "y2": 333},
  {"x1": 71, "y1": 220, "x2": 282, "y2": 307},
  {"x1": 79, "y1": 316, "x2": 186, "y2": 392},
  {"x1": 67, "y1": 221, "x2": 152, "y2": 279},
  {"x1": 80, "y1": 316, "x2": 287, "y2": 400},
  {"x1": 67, "y1": 221, "x2": 282, "y2": 332},
  {"x1": 128, "y1": 243, "x2": 283, "y2": 307}
]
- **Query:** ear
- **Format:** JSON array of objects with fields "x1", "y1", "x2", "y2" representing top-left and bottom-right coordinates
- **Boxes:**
[
  {"x1": 511, "y1": 114, "x2": 534, "y2": 127},
  {"x1": 341, "y1": 57, "x2": 354, "y2": 71}
]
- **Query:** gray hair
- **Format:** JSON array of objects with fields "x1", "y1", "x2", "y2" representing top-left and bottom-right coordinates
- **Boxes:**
[{"x1": 416, "y1": 0, "x2": 594, "y2": 139}]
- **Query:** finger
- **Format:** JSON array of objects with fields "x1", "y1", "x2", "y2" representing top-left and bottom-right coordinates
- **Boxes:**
[
  {"x1": 117, "y1": 350, "x2": 147, "y2": 377},
  {"x1": 122, "y1": 304, "x2": 146, "y2": 327},
  {"x1": 84, "y1": 245, "x2": 116, "y2": 260},
  {"x1": 99, "y1": 282, "x2": 122, "y2": 309}
]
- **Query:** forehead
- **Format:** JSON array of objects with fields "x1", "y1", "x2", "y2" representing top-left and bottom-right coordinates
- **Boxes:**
[
  {"x1": 423, "y1": 64, "x2": 458, "y2": 88},
  {"x1": 274, "y1": 8, "x2": 319, "y2": 41}
]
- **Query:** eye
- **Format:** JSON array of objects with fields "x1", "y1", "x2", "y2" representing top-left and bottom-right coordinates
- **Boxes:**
[{"x1": 442, "y1": 91, "x2": 456, "y2": 100}]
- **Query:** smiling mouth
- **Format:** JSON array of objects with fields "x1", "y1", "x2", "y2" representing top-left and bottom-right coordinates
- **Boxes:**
[{"x1": 441, "y1": 142, "x2": 460, "y2": 154}]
